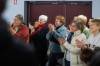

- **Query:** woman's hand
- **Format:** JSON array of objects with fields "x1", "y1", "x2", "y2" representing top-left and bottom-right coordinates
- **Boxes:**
[
  {"x1": 10, "y1": 27, "x2": 16, "y2": 35},
  {"x1": 58, "y1": 38, "x2": 66, "y2": 45},
  {"x1": 76, "y1": 39, "x2": 87, "y2": 48},
  {"x1": 48, "y1": 24, "x2": 55, "y2": 32}
]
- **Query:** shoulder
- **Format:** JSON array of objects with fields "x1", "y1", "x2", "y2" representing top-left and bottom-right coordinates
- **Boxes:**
[
  {"x1": 61, "y1": 25, "x2": 67, "y2": 29},
  {"x1": 20, "y1": 25, "x2": 29, "y2": 32},
  {"x1": 22, "y1": 24, "x2": 28, "y2": 29},
  {"x1": 75, "y1": 33, "x2": 86, "y2": 41},
  {"x1": 81, "y1": 33, "x2": 86, "y2": 37},
  {"x1": 58, "y1": 25, "x2": 68, "y2": 31},
  {"x1": 80, "y1": 33, "x2": 86, "y2": 38}
]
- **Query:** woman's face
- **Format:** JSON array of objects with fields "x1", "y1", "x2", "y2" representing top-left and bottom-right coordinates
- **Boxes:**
[
  {"x1": 55, "y1": 19, "x2": 62, "y2": 27},
  {"x1": 14, "y1": 17, "x2": 21, "y2": 27},
  {"x1": 89, "y1": 22, "x2": 100, "y2": 33},
  {"x1": 69, "y1": 22, "x2": 78, "y2": 32}
]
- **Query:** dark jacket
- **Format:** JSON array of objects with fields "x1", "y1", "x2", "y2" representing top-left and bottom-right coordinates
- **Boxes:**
[
  {"x1": 0, "y1": 18, "x2": 34, "y2": 66},
  {"x1": 30, "y1": 23, "x2": 49, "y2": 52},
  {"x1": 30, "y1": 23, "x2": 49, "y2": 66}
]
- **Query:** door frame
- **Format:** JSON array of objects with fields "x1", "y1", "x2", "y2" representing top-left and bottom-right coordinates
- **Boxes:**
[{"x1": 24, "y1": 1, "x2": 92, "y2": 25}]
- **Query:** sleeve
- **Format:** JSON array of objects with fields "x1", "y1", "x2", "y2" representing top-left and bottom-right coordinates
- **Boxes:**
[
  {"x1": 46, "y1": 32, "x2": 52, "y2": 40},
  {"x1": 51, "y1": 28, "x2": 69, "y2": 40},
  {"x1": 63, "y1": 41, "x2": 80, "y2": 54},
  {"x1": 15, "y1": 27, "x2": 29, "y2": 39},
  {"x1": 63, "y1": 34, "x2": 87, "y2": 54}
]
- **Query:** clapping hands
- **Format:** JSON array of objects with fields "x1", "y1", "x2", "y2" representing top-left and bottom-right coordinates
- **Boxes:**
[
  {"x1": 48, "y1": 24, "x2": 55, "y2": 32},
  {"x1": 58, "y1": 38, "x2": 66, "y2": 45},
  {"x1": 76, "y1": 39, "x2": 87, "y2": 48}
]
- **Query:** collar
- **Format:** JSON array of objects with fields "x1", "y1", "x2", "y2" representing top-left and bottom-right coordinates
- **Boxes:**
[
  {"x1": 74, "y1": 30, "x2": 82, "y2": 36},
  {"x1": 56, "y1": 25, "x2": 63, "y2": 30},
  {"x1": 91, "y1": 31, "x2": 100, "y2": 37}
]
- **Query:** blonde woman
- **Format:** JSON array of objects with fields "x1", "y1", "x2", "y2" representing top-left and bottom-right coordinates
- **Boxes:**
[{"x1": 59, "y1": 21, "x2": 87, "y2": 66}]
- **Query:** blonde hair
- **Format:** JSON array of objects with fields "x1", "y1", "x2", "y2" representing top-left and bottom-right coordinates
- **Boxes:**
[
  {"x1": 77, "y1": 15, "x2": 87, "y2": 25},
  {"x1": 75, "y1": 21, "x2": 85, "y2": 33}
]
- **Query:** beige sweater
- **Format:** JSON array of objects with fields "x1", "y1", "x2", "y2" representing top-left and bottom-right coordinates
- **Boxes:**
[{"x1": 63, "y1": 30, "x2": 87, "y2": 66}]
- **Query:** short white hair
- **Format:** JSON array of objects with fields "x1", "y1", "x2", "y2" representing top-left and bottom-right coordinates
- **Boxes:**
[
  {"x1": 39, "y1": 15, "x2": 48, "y2": 22},
  {"x1": 77, "y1": 15, "x2": 87, "y2": 23}
]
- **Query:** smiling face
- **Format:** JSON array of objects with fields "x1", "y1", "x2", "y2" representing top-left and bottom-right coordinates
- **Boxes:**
[
  {"x1": 69, "y1": 22, "x2": 78, "y2": 32},
  {"x1": 55, "y1": 19, "x2": 62, "y2": 27},
  {"x1": 13, "y1": 17, "x2": 22, "y2": 27},
  {"x1": 89, "y1": 21, "x2": 100, "y2": 33},
  {"x1": 54, "y1": 16, "x2": 65, "y2": 27}
]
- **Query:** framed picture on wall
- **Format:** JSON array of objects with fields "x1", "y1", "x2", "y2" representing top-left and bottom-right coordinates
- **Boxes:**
[{"x1": 11, "y1": 0, "x2": 17, "y2": 5}]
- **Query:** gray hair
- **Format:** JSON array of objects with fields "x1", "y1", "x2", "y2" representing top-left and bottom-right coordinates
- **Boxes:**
[{"x1": 38, "y1": 15, "x2": 48, "y2": 22}]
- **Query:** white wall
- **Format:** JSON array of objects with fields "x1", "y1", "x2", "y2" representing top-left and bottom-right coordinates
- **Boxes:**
[{"x1": 3, "y1": 0, "x2": 100, "y2": 23}]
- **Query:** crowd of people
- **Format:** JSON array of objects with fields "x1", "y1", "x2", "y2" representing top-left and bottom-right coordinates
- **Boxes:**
[{"x1": 0, "y1": 0, "x2": 100, "y2": 66}]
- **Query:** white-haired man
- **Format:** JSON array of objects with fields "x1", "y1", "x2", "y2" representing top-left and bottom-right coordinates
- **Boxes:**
[
  {"x1": 30, "y1": 15, "x2": 49, "y2": 66},
  {"x1": 39, "y1": 15, "x2": 48, "y2": 22},
  {"x1": 30, "y1": 15, "x2": 48, "y2": 33}
]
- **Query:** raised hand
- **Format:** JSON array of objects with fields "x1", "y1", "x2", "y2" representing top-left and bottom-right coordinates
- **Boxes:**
[
  {"x1": 58, "y1": 38, "x2": 65, "y2": 45},
  {"x1": 48, "y1": 24, "x2": 55, "y2": 32}
]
